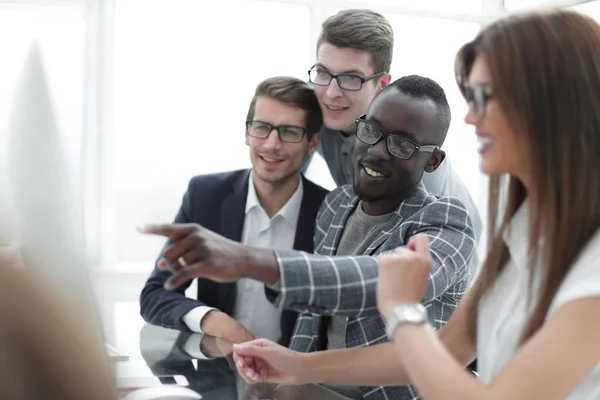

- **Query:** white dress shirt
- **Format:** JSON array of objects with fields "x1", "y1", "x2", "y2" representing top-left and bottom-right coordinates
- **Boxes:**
[
  {"x1": 182, "y1": 172, "x2": 303, "y2": 342},
  {"x1": 477, "y1": 200, "x2": 600, "y2": 399}
]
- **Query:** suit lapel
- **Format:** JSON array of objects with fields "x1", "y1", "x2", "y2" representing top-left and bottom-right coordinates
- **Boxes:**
[
  {"x1": 313, "y1": 187, "x2": 357, "y2": 350},
  {"x1": 362, "y1": 212, "x2": 403, "y2": 255},
  {"x1": 219, "y1": 169, "x2": 250, "y2": 242},
  {"x1": 292, "y1": 175, "x2": 322, "y2": 252},
  {"x1": 217, "y1": 170, "x2": 250, "y2": 312},
  {"x1": 323, "y1": 187, "x2": 360, "y2": 256},
  {"x1": 284, "y1": 175, "x2": 326, "y2": 347}
]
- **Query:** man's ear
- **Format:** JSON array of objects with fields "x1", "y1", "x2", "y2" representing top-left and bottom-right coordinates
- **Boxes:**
[
  {"x1": 307, "y1": 131, "x2": 321, "y2": 155},
  {"x1": 245, "y1": 132, "x2": 249, "y2": 146},
  {"x1": 377, "y1": 73, "x2": 392, "y2": 92},
  {"x1": 424, "y1": 149, "x2": 446, "y2": 173}
]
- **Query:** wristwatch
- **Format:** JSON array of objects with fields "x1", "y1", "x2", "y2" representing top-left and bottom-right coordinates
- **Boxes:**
[{"x1": 385, "y1": 302, "x2": 428, "y2": 341}]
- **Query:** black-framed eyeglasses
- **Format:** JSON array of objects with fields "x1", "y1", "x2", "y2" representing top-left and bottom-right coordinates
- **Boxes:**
[
  {"x1": 245, "y1": 120, "x2": 307, "y2": 143},
  {"x1": 463, "y1": 84, "x2": 494, "y2": 120},
  {"x1": 355, "y1": 115, "x2": 440, "y2": 160},
  {"x1": 308, "y1": 67, "x2": 385, "y2": 91}
]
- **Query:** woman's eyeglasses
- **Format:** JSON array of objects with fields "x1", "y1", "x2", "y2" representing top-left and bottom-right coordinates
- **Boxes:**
[{"x1": 463, "y1": 84, "x2": 494, "y2": 120}]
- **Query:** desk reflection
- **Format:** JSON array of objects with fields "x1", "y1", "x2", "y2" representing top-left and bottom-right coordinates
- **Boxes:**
[{"x1": 132, "y1": 323, "x2": 352, "y2": 400}]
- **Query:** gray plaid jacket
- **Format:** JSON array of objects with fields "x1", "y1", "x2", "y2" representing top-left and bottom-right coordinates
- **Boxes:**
[{"x1": 271, "y1": 183, "x2": 476, "y2": 400}]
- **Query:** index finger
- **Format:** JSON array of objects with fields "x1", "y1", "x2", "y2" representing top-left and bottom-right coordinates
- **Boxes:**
[{"x1": 137, "y1": 223, "x2": 198, "y2": 240}]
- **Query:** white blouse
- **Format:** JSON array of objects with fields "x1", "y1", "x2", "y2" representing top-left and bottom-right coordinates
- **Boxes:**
[{"x1": 477, "y1": 201, "x2": 600, "y2": 399}]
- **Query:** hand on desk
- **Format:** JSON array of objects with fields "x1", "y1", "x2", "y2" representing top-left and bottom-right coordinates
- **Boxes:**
[
  {"x1": 138, "y1": 223, "x2": 279, "y2": 289},
  {"x1": 232, "y1": 339, "x2": 310, "y2": 386},
  {"x1": 200, "y1": 313, "x2": 254, "y2": 370},
  {"x1": 201, "y1": 311, "x2": 255, "y2": 345}
]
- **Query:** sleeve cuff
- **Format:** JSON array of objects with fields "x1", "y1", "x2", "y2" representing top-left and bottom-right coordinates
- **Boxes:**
[
  {"x1": 182, "y1": 306, "x2": 218, "y2": 333},
  {"x1": 264, "y1": 252, "x2": 284, "y2": 307},
  {"x1": 265, "y1": 252, "x2": 283, "y2": 291}
]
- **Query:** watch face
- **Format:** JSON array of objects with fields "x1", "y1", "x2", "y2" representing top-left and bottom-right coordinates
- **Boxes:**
[
  {"x1": 387, "y1": 303, "x2": 427, "y2": 341},
  {"x1": 406, "y1": 306, "x2": 424, "y2": 322}
]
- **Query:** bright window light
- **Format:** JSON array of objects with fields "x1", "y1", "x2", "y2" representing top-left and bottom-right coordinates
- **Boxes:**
[
  {"x1": 570, "y1": 0, "x2": 600, "y2": 20},
  {"x1": 345, "y1": 0, "x2": 481, "y2": 15},
  {"x1": 0, "y1": 3, "x2": 85, "y2": 176},
  {"x1": 503, "y1": 0, "x2": 555, "y2": 11},
  {"x1": 111, "y1": 0, "x2": 311, "y2": 269}
]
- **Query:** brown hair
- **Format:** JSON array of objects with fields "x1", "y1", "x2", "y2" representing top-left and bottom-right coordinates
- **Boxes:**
[
  {"x1": 317, "y1": 8, "x2": 393, "y2": 76},
  {"x1": 246, "y1": 76, "x2": 323, "y2": 140},
  {"x1": 456, "y1": 9, "x2": 600, "y2": 344},
  {"x1": 0, "y1": 264, "x2": 117, "y2": 400}
]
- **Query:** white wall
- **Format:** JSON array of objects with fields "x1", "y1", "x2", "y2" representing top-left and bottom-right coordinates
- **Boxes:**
[{"x1": 2, "y1": 0, "x2": 597, "y2": 306}]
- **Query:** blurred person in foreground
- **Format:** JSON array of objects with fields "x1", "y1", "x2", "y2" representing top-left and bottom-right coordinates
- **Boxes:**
[
  {"x1": 0, "y1": 261, "x2": 117, "y2": 400},
  {"x1": 233, "y1": 9, "x2": 600, "y2": 400}
]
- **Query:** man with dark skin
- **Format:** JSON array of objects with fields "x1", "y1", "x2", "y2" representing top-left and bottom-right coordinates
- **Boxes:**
[{"x1": 140, "y1": 75, "x2": 475, "y2": 399}]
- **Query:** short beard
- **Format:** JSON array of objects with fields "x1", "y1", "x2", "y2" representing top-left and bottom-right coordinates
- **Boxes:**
[
  {"x1": 353, "y1": 183, "x2": 384, "y2": 203},
  {"x1": 352, "y1": 182, "x2": 420, "y2": 206}
]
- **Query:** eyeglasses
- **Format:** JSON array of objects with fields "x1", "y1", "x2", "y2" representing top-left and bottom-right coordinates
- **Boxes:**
[
  {"x1": 308, "y1": 68, "x2": 385, "y2": 91},
  {"x1": 463, "y1": 84, "x2": 494, "y2": 120},
  {"x1": 245, "y1": 120, "x2": 307, "y2": 143},
  {"x1": 355, "y1": 115, "x2": 440, "y2": 160}
]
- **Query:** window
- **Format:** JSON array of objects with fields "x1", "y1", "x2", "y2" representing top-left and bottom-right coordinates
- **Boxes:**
[
  {"x1": 569, "y1": 0, "x2": 600, "y2": 20},
  {"x1": 0, "y1": 2, "x2": 86, "y2": 256},
  {"x1": 110, "y1": 0, "x2": 311, "y2": 270},
  {"x1": 344, "y1": 0, "x2": 481, "y2": 15},
  {"x1": 503, "y1": 0, "x2": 555, "y2": 11},
  {"x1": 385, "y1": 14, "x2": 483, "y2": 206},
  {"x1": 0, "y1": 2, "x2": 85, "y2": 176}
]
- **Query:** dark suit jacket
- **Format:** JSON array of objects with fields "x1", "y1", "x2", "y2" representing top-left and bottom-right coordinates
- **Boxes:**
[{"x1": 139, "y1": 169, "x2": 328, "y2": 347}]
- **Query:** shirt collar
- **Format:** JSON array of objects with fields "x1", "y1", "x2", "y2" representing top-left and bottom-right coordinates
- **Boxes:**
[
  {"x1": 245, "y1": 174, "x2": 260, "y2": 214},
  {"x1": 245, "y1": 172, "x2": 304, "y2": 225}
]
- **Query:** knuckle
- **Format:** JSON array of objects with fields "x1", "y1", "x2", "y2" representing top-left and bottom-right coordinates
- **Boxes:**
[
  {"x1": 180, "y1": 267, "x2": 194, "y2": 280},
  {"x1": 191, "y1": 231, "x2": 205, "y2": 245},
  {"x1": 164, "y1": 249, "x2": 177, "y2": 261},
  {"x1": 190, "y1": 233, "x2": 201, "y2": 244}
]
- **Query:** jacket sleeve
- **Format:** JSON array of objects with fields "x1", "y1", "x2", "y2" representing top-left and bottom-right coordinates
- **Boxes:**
[
  {"x1": 270, "y1": 197, "x2": 475, "y2": 318},
  {"x1": 139, "y1": 178, "x2": 211, "y2": 332}
]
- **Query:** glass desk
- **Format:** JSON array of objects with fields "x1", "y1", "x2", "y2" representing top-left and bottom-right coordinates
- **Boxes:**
[{"x1": 101, "y1": 301, "x2": 353, "y2": 399}]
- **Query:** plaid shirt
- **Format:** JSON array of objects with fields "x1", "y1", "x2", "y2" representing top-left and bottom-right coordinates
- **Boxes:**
[{"x1": 272, "y1": 183, "x2": 476, "y2": 400}]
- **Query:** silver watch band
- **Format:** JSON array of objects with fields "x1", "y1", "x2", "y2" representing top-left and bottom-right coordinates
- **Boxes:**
[{"x1": 386, "y1": 302, "x2": 428, "y2": 341}]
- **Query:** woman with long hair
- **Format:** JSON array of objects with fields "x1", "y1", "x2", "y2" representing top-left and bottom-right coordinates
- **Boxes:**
[{"x1": 232, "y1": 9, "x2": 600, "y2": 399}]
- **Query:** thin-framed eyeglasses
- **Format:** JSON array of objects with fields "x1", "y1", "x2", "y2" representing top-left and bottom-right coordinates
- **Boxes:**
[
  {"x1": 355, "y1": 115, "x2": 440, "y2": 160},
  {"x1": 245, "y1": 120, "x2": 307, "y2": 143},
  {"x1": 463, "y1": 84, "x2": 494, "y2": 120},
  {"x1": 308, "y1": 67, "x2": 385, "y2": 91}
]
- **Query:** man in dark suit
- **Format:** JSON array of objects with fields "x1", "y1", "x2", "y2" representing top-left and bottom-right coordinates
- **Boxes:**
[{"x1": 140, "y1": 76, "x2": 329, "y2": 347}]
